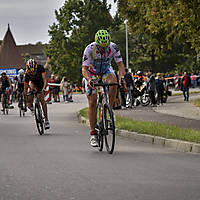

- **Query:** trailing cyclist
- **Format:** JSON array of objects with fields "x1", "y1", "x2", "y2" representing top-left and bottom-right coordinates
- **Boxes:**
[
  {"x1": 82, "y1": 30, "x2": 125, "y2": 147},
  {"x1": 24, "y1": 59, "x2": 50, "y2": 129},
  {"x1": 0, "y1": 72, "x2": 12, "y2": 112},
  {"x1": 14, "y1": 69, "x2": 27, "y2": 111}
]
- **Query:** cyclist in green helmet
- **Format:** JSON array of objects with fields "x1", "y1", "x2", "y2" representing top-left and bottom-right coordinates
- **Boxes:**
[{"x1": 82, "y1": 29, "x2": 125, "y2": 147}]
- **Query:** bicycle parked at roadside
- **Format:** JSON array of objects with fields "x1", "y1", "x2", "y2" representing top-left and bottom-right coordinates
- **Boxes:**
[{"x1": 89, "y1": 79, "x2": 118, "y2": 154}]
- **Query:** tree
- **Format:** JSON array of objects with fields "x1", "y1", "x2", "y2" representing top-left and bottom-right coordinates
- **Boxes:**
[
  {"x1": 21, "y1": 53, "x2": 31, "y2": 63},
  {"x1": 117, "y1": 0, "x2": 200, "y2": 54},
  {"x1": 44, "y1": 0, "x2": 113, "y2": 84},
  {"x1": 114, "y1": 0, "x2": 199, "y2": 72}
]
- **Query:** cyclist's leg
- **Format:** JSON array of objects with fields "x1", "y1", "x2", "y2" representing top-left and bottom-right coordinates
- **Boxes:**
[
  {"x1": 6, "y1": 88, "x2": 10, "y2": 105},
  {"x1": 1, "y1": 93, "x2": 4, "y2": 110},
  {"x1": 16, "y1": 90, "x2": 20, "y2": 101},
  {"x1": 7, "y1": 87, "x2": 12, "y2": 105},
  {"x1": 87, "y1": 93, "x2": 97, "y2": 134},
  {"x1": 23, "y1": 90, "x2": 27, "y2": 111},
  {"x1": 104, "y1": 71, "x2": 117, "y2": 108},
  {"x1": 38, "y1": 92, "x2": 48, "y2": 121},
  {"x1": 35, "y1": 82, "x2": 48, "y2": 121},
  {"x1": 85, "y1": 73, "x2": 98, "y2": 134},
  {"x1": 27, "y1": 82, "x2": 34, "y2": 109}
]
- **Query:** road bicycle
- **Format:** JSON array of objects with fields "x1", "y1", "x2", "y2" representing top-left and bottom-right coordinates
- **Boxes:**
[
  {"x1": 90, "y1": 79, "x2": 118, "y2": 154},
  {"x1": 18, "y1": 90, "x2": 26, "y2": 117},
  {"x1": 1, "y1": 89, "x2": 9, "y2": 115},
  {"x1": 32, "y1": 90, "x2": 45, "y2": 135}
]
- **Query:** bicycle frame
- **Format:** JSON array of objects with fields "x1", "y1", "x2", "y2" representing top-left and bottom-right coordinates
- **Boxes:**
[{"x1": 93, "y1": 79, "x2": 118, "y2": 154}]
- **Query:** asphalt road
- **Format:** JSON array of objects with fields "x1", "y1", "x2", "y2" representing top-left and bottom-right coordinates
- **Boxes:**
[{"x1": 0, "y1": 94, "x2": 199, "y2": 200}]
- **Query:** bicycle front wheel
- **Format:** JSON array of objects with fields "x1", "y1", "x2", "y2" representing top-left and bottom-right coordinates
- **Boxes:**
[
  {"x1": 96, "y1": 104, "x2": 104, "y2": 151},
  {"x1": 35, "y1": 102, "x2": 44, "y2": 135},
  {"x1": 103, "y1": 103, "x2": 115, "y2": 154}
]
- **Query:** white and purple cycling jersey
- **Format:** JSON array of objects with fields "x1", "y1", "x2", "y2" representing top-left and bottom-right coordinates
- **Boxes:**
[{"x1": 82, "y1": 42, "x2": 123, "y2": 75}]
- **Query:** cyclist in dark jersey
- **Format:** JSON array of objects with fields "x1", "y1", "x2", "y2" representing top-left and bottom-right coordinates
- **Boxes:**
[
  {"x1": 24, "y1": 59, "x2": 50, "y2": 129},
  {"x1": 14, "y1": 69, "x2": 27, "y2": 110},
  {"x1": 0, "y1": 72, "x2": 12, "y2": 112}
]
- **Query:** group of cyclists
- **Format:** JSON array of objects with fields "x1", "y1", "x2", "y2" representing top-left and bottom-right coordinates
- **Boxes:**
[
  {"x1": 0, "y1": 59, "x2": 50, "y2": 130},
  {"x1": 1, "y1": 29, "x2": 125, "y2": 148}
]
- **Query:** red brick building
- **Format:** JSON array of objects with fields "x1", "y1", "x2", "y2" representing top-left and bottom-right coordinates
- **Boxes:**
[
  {"x1": 0, "y1": 24, "x2": 25, "y2": 69},
  {"x1": 0, "y1": 24, "x2": 47, "y2": 70}
]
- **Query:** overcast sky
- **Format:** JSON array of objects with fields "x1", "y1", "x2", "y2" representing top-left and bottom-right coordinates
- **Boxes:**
[{"x1": 0, "y1": 0, "x2": 117, "y2": 45}]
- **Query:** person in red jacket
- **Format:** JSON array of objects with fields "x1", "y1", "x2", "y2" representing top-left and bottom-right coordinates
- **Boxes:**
[{"x1": 181, "y1": 72, "x2": 191, "y2": 101}]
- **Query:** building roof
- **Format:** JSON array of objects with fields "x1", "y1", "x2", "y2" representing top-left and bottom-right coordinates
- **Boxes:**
[
  {"x1": 17, "y1": 44, "x2": 47, "y2": 56},
  {"x1": 0, "y1": 24, "x2": 25, "y2": 69}
]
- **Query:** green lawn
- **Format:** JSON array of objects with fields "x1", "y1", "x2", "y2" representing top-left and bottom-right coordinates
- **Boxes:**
[
  {"x1": 194, "y1": 98, "x2": 200, "y2": 107},
  {"x1": 80, "y1": 107, "x2": 200, "y2": 144},
  {"x1": 172, "y1": 90, "x2": 200, "y2": 96}
]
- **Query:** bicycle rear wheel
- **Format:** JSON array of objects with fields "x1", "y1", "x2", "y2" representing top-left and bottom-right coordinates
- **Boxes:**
[
  {"x1": 103, "y1": 103, "x2": 115, "y2": 154},
  {"x1": 35, "y1": 102, "x2": 44, "y2": 135}
]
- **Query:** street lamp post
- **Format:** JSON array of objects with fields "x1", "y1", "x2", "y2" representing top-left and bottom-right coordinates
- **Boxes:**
[{"x1": 124, "y1": 19, "x2": 129, "y2": 69}]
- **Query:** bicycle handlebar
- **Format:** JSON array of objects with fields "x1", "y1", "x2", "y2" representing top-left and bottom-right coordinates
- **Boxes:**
[
  {"x1": 93, "y1": 82, "x2": 119, "y2": 87},
  {"x1": 87, "y1": 81, "x2": 118, "y2": 96}
]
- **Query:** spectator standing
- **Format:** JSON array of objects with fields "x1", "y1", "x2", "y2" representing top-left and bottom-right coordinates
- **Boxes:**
[
  {"x1": 62, "y1": 77, "x2": 69, "y2": 103},
  {"x1": 48, "y1": 74, "x2": 55, "y2": 103},
  {"x1": 124, "y1": 68, "x2": 134, "y2": 108},
  {"x1": 54, "y1": 76, "x2": 60, "y2": 102},
  {"x1": 119, "y1": 76, "x2": 127, "y2": 109},
  {"x1": 155, "y1": 73, "x2": 164, "y2": 105},
  {"x1": 147, "y1": 70, "x2": 156, "y2": 106},
  {"x1": 191, "y1": 73, "x2": 196, "y2": 88},
  {"x1": 181, "y1": 72, "x2": 191, "y2": 101}
]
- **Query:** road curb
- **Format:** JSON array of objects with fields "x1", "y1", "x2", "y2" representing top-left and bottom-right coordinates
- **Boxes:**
[{"x1": 77, "y1": 112, "x2": 199, "y2": 154}]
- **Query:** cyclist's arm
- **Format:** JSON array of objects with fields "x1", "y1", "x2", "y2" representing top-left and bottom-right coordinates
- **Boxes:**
[
  {"x1": 14, "y1": 79, "x2": 17, "y2": 92},
  {"x1": 82, "y1": 66, "x2": 90, "y2": 81},
  {"x1": 7, "y1": 77, "x2": 12, "y2": 90},
  {"x1": 82, "y1": 66, "x2": 93, "y2": 88},
  {"x1": 42, "y1": 72, "x2": 47, "y2": 90},
  {"x1": 24, "y1": 82, "x2": 29, "y2": 94},
  {"x1": 82, "y1": 45, "x2": 92, "y2": 86},
  {"x1": 24, "y1": 74, "x2": 30, "y2": 95},
  {"x1": 116, "y1": 61, "x2": 125, "y2": 84}
]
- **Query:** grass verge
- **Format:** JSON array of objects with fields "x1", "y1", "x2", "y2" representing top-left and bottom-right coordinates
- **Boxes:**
[
  {"x1": 172, "y1": 90, "x2": 200, "y2": 96},
  {"x1": 80, "y1": 107, "x2": 200, "y2": 144},
  {"x1": 194, "y1": 98, "x2": 200, "y2": 107}
]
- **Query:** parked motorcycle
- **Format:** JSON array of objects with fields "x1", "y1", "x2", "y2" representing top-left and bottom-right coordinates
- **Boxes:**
[
  {"x1": 162, "y1": 81, "x2": 172, "y2": 103},
  {"x1": 127, "y1": 79, "x2": 150, "y2": 107}
]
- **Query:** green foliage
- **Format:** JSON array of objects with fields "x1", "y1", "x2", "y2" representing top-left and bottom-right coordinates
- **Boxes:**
[
  {"x1": 115, "y1": 0, "x2": 200, "y2": 73},
  {"x1": 21, "y1": 53, "x2": 31, "y2": 63},
  {"x1": 117, "y1": 0, "x2": 200, "y2": 53},
  {"x1": 44, "y1": 0, "x2": 113, "y2": 84},
  {"x1": 45, "y1": 0, "x2": 200, "y2": 79}
]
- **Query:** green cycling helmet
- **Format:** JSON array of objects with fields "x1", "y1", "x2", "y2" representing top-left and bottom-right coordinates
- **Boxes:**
[{"x1": 95, "y1": 30, "x2": 111, "y2": 47}]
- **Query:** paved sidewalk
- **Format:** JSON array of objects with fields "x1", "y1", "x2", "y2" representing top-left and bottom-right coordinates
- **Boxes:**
[
  {"x1": 154, "y1": 94, "x2": 200, "y2": 120},
  {"x1": 115, "y1": 93, "x2": 200, "y2": 131}
]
